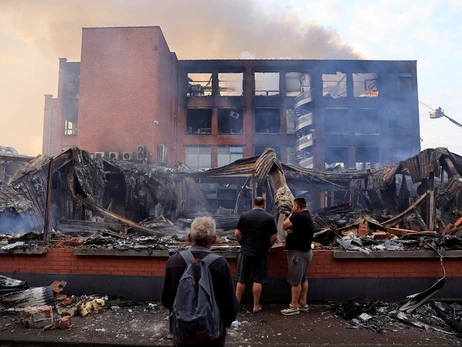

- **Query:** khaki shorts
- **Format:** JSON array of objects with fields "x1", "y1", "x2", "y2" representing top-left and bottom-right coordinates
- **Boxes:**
[{"x1": 287, "y1": 250, "x2": 313, "y2": 285}]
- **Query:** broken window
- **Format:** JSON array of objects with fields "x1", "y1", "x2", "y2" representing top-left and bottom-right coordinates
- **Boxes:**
[
  {"x1": 187, "y1": 73, "x2": 213, "y2": 97},
  {"x1": 186, "y1": 109, "x2": 212, "y2": 135},
  {"x1": 217, "y1": 146, "x2": 244, "y2": 167},
  {"x1": 255, "y1": 108, "x2": 280, "y2": 134},
  {"x1": 185, "y1": 146, "x2": 212, "y2": 169},
  {"x1": 286, "y1": 109, "x2": 296, "y2": 134},
  {"x1": 354, "y1": 109, "x2": 380, "y2": 135},
  {"x1": 255, "y1": 145, "x2": 281, "y2": 159},
  {"x1": 286, "y1": 147, "x2": 297, "y2": 164},
  {"x1": 64, "y1": 120, "x2": 77, "y2": 136},
  {"x1": 218, "y1": 108, "x2": 243, "y2": 135},
  {"x1": 255, "y1": 72, "x2": 279, "y2": 96},
  {"x1": 286, "y1": 72, "x2": 311, "y2": 97},
  {"x1": 356, "y1": 147, "x2": 380, "y2": 169},
  {"x1": 399, "y1": 73, "x2": 412, "y2": 93},
  {"x1": 353, "y1": 73, "x2": 378, "y2": 97},
  {"x1": 322, "y1": 72, "x2": 347, "y2": 98},
  {"x1": 324, "y1": 109, "x2": 349, "y2": 135},
  {"x1": 388, "y1": 110, "x2": 413, "y2": 135},
  {"x1": 324, "y1": 147, "x2": 348, "y2": 170},
  {"x1": 218, "y1": 73, "x2": 243, "y2": 96}
]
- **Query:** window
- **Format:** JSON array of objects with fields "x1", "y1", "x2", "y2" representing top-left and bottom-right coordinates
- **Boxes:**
[
  {"x1": 354, "y1": 109, "x2": 380, "y2": 135},
  {"x1": 218, "y1": 108, "x2": 243, "y2": 135},
  {"x1": 217, "y1": 146, "x2": 244, "y2": 167},
  {"x1": 218, "y1": 73, "x2": 243, "y2": 96},
  {"x1": 186, "y1": 109, "x2": 212, "y2": 135},
  {"x1": 255, "y1": 108, "x2": 280, "y2": 134},
  {"x1": 356, "y1": 147, "x2": 380, "y2": 169},
  {"x1": 255, "y1": 72, "x2": 279, "y2": 96},
  {"x1": 322, "y1": 72, "x2": 347, "y2": 98},
  {"x1": 388, "y1": 111, "x2": 412, "y2": 135},
  {"x1": 64, "y1": 120, "x2": 77, "y2": 136},
  {"x1": 353, "y1": 73, "x2": 378, "y2": 97},
  {"x1": 187, "y1": 73, "x2": 213, "y2": 97},
  {"x1": 185, "y1": 147, "x2": 212, "y2": 169},
  {"x1": 324, "y1": 109, "x2": 349, "y2": 135},
  {"x1": 399, "y1": 73, "x2": 412, "y2": 93},
  {"x1": 286, "y1": 72, "x2": 310, "y2": 97},
  {"x1": 325, "y1": 147, "x2": 348, "y2": 170}
]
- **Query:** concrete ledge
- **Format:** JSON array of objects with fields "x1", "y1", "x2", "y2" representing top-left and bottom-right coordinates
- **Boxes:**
[
  {"x1": 334, "y1": 250, "x2": 462, "y2": 259},
  {"x1": 73, "y1": 248, "x2": 239, "y2": 258},
  {"x1": 0, "y1": 247, "x2": 47, "y2": 255},
  {"x1": 74, "y1": 248, "x2": 169, "y2": 257}
]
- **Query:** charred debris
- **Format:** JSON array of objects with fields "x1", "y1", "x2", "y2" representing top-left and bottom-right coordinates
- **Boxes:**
[{"x1": 1, "y1": 146, "x2": 462, "y2": 253}]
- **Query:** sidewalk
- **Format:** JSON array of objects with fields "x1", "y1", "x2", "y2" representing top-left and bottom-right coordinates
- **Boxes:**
[{"x1": 0, "y1": 304, "x2": 460, "y2": 346}]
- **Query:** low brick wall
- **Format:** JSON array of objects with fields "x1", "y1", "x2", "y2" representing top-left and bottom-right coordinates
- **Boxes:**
[{"x1": 1, "y1": 247, "x2": 461, "y2": 302}]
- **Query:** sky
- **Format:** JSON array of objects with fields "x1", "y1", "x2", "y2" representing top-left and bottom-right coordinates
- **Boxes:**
[{"x1": 1, "y1": 0, "x2": 462, "y2": 157}]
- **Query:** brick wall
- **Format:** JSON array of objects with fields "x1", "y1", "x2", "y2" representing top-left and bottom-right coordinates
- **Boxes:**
[
  {"x1": 1, "y1": 248, "x2": 460, "y2": 279},
  {"x1": 77, "y1": 27, "x2": 176, "y2": 162}
]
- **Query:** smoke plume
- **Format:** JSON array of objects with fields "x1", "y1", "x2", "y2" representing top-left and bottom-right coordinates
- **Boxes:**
[{"x1": 0, "y1": 0, "x2": 362, "y2": 155}]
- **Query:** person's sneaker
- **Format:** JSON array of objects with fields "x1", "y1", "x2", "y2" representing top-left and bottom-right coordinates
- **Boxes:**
[
  {"x1": 298, "y1": 304, "x2": 309, "y2": 312},
  {"x1": 280, "y1": 305, "x2": 300, "y2": 316}
]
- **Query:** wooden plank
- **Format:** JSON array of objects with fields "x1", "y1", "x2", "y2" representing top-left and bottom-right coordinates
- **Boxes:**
[
  {"x1": 79, "y1": 197, "x2": 168, "y2": 236},
  {"x1": 334, "y1": 250, "x2": 462, "y2": 259},
  {"x1": 382, "y1": 191, "x2": 429, "y2": 227}
]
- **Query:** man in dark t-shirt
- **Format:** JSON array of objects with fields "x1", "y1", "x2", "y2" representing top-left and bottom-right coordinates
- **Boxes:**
[
  {"x1": 280, "y1": 197, "x2": 315, "y2": 316},
  {"x1": 234, "y1": 197, "x2": 277, "y2": 313}
]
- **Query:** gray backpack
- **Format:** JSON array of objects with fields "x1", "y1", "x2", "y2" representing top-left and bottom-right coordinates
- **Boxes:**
[{"x1": 173, "y1": 250, "x2": 221, "y2": 344}]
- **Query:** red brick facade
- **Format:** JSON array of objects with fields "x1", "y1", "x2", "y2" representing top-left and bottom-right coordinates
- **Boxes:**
[
  {"x1": 1, "y1": 248, "x2": 459, "y2": 279},
  {"x1": 77, "y1": 27, "x2": 177, "y2": 164}
]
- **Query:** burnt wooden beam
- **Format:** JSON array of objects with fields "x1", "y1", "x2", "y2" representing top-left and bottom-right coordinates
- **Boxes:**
[{"x1": 382, "y1": 191, "x2": 429, "y2": 227}]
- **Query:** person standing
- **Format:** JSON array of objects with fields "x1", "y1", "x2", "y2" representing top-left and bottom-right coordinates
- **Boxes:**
[
  {"x1": 280, "y1": 197, "x2": 315, "y2": 316},
  {"x1": 235, "y1": 197, "x2": 277, "y2": 313},
  {"x1": 161, "y1": 217, "x2": 239, "y2": 347}
]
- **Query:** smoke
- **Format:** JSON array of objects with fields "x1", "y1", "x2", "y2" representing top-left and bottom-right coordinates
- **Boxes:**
[{"x1": 0, "y1": 0, "x2": 362, "y2": 155}]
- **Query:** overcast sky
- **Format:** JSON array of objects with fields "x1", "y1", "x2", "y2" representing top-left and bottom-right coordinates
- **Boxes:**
[{"x1": 1, "y1": 0, "x2": 461, "y2": 156}]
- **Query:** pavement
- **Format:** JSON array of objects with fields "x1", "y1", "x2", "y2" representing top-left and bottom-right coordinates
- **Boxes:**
[{"x1": 0, "y1": 303, "x2": 461, "y2": 347}]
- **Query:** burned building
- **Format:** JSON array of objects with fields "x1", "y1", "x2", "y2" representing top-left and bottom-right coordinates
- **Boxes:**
[{"x1": 43, "y1": 26, "x2": 420, "y2": 209}]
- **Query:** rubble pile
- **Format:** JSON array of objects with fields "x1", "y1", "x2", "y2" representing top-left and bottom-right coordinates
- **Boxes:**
[
  {"x1": 0, "y1": 276, "x2": 109, "y2": 330},
  {"x1": 332, "y1": 298, "x2": 462, "y2": 336}
]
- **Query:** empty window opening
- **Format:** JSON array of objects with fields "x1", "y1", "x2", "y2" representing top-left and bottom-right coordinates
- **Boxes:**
[
  {"x1": 354, "y1": 109, "x2": 380, "y2": 135},
  {"x1": 255, "y1": 72, "x2": 279, "y2": 96},
  {"x1": 64, "y1": 119, "x2": 77, "y2": 136},
  {"x1": 185, "y1": 146, "x2": 212, "y2": 169},
  {"x1": 286, "y1": 72, "x2": 311, "y2": 97},
  {"x1": 217, "y1": 146, "x2": 244, "y2": 167},
  {"x1": 187, "y1": 73, "x2": 213, "y2": 97},
  {"x1": 353, "y1": 73, "x2": 378, "y2": 97},
  {"x1": 218, "y1": 73, "x2": 243, "y2": 96},
  {"x1": 388, "y1": 110, "x2": 412, "y2": 135},
  {"x1": 325, "y1": 147, "x2": 349, "y2": 170},
  {"x1": 186, "y1": 109, "x2": 212, "y2": 135},
  {"x1": 399, "y1": 73, "x2": 412, "y2": 93},
  {"x1": 255, "y1": 145, "x2": 281, "y2": 159},
  {"x1": 324, "y1": 109, "x2": 349, "y2": 135},
  {"x1": 218, "y1": 108, "x2": 243, "y2": 135},
  {"x1": 356, "y1": 147, "x2": 380, "y2": 169},
  {"x1": 286, "y1": 109, "x2": 296, "y2": 134},
  {"x1": 322, "y1": 72, "x2": 347, "y2": 98},
  {"x1": 255, "y1": 109, "x2": 280, "y2": 134}
]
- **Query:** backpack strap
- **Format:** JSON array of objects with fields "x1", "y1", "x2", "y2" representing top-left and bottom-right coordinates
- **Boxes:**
[
  {"x1": 202, "y1": 253, "x2": 221, "y2": 267},
  {"x1": 179, "y1": 250, "x2": 194, "y2": 265}
]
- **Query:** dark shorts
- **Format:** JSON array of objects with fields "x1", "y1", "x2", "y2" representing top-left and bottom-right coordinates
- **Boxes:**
[
  {"x1": 287, "y1": 250, "x2": 313, "y2": 285},
  {"x1": 235, "y1": 253, "x2": 268, "y2": 284}
]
